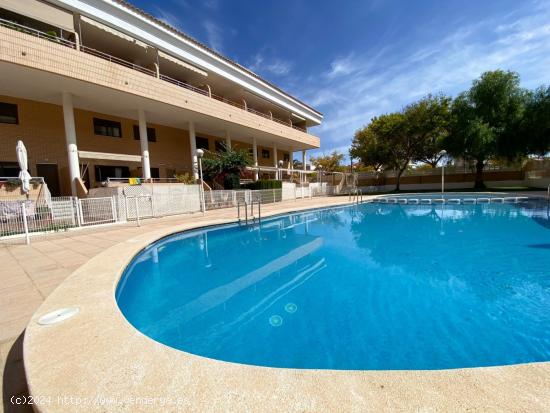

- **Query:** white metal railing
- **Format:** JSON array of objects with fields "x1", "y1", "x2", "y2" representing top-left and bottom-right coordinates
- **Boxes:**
[
  {"x1": 0, "y1": 185, "x2": 338, "y2": 243},
  {"x1": 0, "y1": 18, "x2": 307, "y2": 133},
  {"x1": 0, "y1": 18, "x2": 76, "y2": 48}
]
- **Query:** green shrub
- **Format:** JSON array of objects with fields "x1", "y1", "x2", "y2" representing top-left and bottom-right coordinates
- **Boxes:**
[
  {"x1": 241, "y1": 180, "x2": 282, "y2": 190},
  {"x1": 223, "y1": 173, "x2": 241, "y2": 189}
]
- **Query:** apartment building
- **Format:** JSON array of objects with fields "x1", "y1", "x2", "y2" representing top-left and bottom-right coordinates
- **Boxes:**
[{"x1": 0, "y1": 0, "x2": 322, "y2": 196}]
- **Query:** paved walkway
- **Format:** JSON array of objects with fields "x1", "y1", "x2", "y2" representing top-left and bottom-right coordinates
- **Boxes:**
[
  {"x1": 2, "y1": 193, "x2": 546, "y2": 412},
  {"x1": 1, "y1": 197, "x2": 352, "y2": 412}
]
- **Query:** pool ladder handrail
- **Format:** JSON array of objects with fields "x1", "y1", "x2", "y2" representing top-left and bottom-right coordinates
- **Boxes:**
[
  {"x1": 237, "y1": 199, "x2": 261, "y2": 225},
  {"x1": 349, "y1": 188, "x2": 363, "y2": 204}
]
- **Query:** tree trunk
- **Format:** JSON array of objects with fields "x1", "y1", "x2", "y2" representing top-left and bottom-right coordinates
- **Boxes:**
[
  {"x1": 474, "y1": 160, "x2": 485, "y2": 189},
  {"x1": 396, "y1": 169, "x2": 405, "y2": 191}
]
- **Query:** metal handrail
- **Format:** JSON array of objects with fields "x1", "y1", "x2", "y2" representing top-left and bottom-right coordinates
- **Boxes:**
[
  {"x1": 237, "y1": 200, "x2": 248, "y2": 224},
  {"x1": 0, "y1": 18, "x2": 308, "y2": 134},
  {"x1": 80, "y1": 45, "x2": 156, "y2": 77},
  {"x1": 348, "y1": 188, "x2": 363, "y2": 204},
  {"x1": 0, "y1": 18, "x2": 76, "y2": 48}
]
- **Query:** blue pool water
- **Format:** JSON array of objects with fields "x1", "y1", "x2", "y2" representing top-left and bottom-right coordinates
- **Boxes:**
[{"x1": 116, "y1": 200, "x2": 550, "y2": 370}]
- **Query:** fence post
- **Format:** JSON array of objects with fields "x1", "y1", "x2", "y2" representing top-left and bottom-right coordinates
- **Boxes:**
[
  {"x1": 21, "y1": 202, "x2": 30, "y2": 245},
  {"x1": 150, "y1": 194, "x2": 156, "y2": 218},
  {"x1": 111, "y1": 196, "x2": 118, "y2": 222},
  {"x1": 124, "y1": 196, "x2": 129, "y2": 222},
  {"x1": 74, "y1": 197, "x2": 82, "y2": 227},
  {"x1": 69, "y1": 197, "x2": 76, "y2": 227},
  {"x1": 134, "y1": 197, "x2": 140, "y2": 227}
]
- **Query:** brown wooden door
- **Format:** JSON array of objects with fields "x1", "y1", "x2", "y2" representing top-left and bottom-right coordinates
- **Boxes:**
[{"x1": 36, "y1": 163, "x2": 60, "y2": 197}]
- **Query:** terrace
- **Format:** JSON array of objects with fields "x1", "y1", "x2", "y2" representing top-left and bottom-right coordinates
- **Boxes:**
[{"x1": 0, "y1": 16, "x2": 314, "y2": 135}]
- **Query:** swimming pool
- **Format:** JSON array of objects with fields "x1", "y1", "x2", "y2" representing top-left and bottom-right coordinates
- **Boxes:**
[{"x1": 116, "y1": 200, "x2": 550, "y2": 370}]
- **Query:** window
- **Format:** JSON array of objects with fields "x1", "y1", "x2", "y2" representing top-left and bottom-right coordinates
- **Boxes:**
[
  {"x1": 94, "y1": 165, "x2": 130, "y2": 182},
  {"x1": 93, "y1": 118, "x2": 122, "y2": 138},
  {"x1": 150, "y1": 167, "x2": 160, "y2": 179},
  {"x1": 262, "y1": 149, "x2": 270, "y2": 159},
  {"x1": 196, "y1": 136, "x2": 209, "y2": 150},
  {"x1": 215, "y1": 140, "x2": 226, "y2": 152},
  {"x1": 133, "y1": 125, "x2": 156, "y2": 142},
  {"x1": 0, "y1": 161, "x2": 19, "y2": 177},
  {"x1": 0, "y1": 103, "x2": 18, "y2": 124}
]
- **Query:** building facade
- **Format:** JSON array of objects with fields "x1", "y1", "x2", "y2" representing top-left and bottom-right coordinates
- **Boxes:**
[{"x1": 0, "y1": 0, "x2": 322, "y2": 196}]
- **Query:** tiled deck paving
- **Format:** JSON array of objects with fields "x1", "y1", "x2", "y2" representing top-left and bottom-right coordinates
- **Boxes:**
[
  {"x1": 2, "y1": 194, "x2": 549, "y2": 412},
  {"x1": 1, "y1": 197, "x2": 352, "y2": 412}
]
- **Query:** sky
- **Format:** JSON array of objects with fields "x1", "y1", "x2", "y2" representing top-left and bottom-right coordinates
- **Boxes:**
[{"x1": 131, "y1": 0, "x2": 550, "y2": 159}]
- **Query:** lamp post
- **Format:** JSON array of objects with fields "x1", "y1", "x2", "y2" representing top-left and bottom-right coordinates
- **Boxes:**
[
  {"x1": 439, "y1": 150, "x2": 447, "y2": 194},
  {"x1": 278, "y1": 159, "x2": 283, "y2": 180},
  {"x1": 196, "y1": 149, "x2": 205, "y2": 213}
]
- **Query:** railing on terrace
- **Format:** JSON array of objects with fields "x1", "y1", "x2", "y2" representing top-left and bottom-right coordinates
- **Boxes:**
[
  {"x1": 0, "y1": 18, "x2": 307, "y2": 133},
  {"x1": 105, "y1": 177, "x2": 182, "y2": 185}
]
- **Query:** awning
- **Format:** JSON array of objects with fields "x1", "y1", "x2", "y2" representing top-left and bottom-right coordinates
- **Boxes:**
[
  {"x1": 158, "y1": 50, "x2": 208, "y2": 77},
  {"x1": 78, "y1": 151, "x2": 142, "y2": 163},
  {"x1": 80, "y1": 15, "x2": 148, "y2": 48},
  {"x1": 2, "y1": 0, "x2": 74, "y2": 32}
]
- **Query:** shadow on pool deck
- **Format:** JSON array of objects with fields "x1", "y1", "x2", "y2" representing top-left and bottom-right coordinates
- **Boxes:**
[{"x1": 3, "y1": 332, "x2": 32, "y2": 413}]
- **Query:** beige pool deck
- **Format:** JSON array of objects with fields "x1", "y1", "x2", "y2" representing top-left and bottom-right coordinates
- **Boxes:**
[{"x1": 2, "y1": 195, "x2": 550, "y2": 412}]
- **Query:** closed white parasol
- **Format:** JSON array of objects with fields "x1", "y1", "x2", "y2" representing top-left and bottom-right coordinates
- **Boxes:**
[{"x1": 16, "y1": 140, "x2": 31, "y2": 194}]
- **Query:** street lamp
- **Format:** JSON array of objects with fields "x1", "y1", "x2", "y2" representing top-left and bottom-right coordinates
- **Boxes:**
[
  {"x1": 278, "y1": 159, "x2": 283, "y2": 180},
  {"x1": 438, "y1": 150, "x2": 447, "y2": 194},
  {"x1": 196, "y1": 148, "x2": 206, "y2": 213}
]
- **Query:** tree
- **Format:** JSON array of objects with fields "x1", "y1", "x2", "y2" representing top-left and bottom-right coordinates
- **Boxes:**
[
  {"x1": 201, "y1": 143, "x2": 252, "y2": 189},
  {"x1": 351, "y1": 113, "x2": 418, "y2": 190},
  {"x1": 310, "y1": 151, "x2": 345, "y2": 172},
  {"x1": 351, "y1": 122, "x2": 392, "y2": 173},
  {"x1": 522, "y1": 86, "x2": 550, "y2": 157},
  {"x1": 407, "y1": 94, "x2": 452, "y2": 167},
  {"x1": 445, "y1": 70, "x2": 526, "y2": 188},
  {"x1": 292, "y1": 159, "x2": 303, "y2": 169}
]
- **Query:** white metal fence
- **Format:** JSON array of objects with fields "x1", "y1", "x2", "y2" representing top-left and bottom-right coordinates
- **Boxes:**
[{"x1": 0, "y1": 184, "x2": 340, "y2": 244}]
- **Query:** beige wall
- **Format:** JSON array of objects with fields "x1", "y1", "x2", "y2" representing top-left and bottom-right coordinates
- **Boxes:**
[
  {"x1": 0, "y1": 96, "x2": 292, "y2": 195},
  {"x1": 0, "y1": 26, "x2": 320, "y2": 148},
  {"x1": 0, "y1": 96, "x2": 193, "y2": 194}
]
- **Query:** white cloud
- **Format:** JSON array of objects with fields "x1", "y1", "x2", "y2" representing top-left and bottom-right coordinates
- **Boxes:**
[
  {"x1": 304, "y1": 1, "x2": 550, "y2": 156},
  {"x1": 327, "y1": 54, "x2": 357, "y2": 78},
  {"x1": 249, "y1": 54, "x2": 293, "y2": 76},
  {"x1": 202, "y1": 20, "x2": 223, "y2": 52},
  {"x1": 203, "y1": 0, "x2": 219, "y2": 10},
  {"x1": 154, "y1": 7, "x2": 182, "y2": 28}
]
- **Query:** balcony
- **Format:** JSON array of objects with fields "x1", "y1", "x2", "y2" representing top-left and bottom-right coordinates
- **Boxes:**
[{"x1": 0, "y1": 18, "x2": 317, "y2": 144}]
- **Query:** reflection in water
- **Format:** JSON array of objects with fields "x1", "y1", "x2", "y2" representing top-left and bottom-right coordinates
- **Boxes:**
[{"x1": 117, "y1": 201, "x2": 550, "y2": 370}]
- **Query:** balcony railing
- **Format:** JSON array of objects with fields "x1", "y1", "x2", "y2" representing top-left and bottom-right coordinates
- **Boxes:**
[{"x1": 0, "y1": 18, "x2": 307, "y2": 133}]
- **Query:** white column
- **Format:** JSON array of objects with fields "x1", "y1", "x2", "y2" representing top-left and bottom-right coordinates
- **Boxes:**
[
  {"x1": 302, "y1": 150, "x2": 307, "y2": 171},
  {"x1": 273, "y1": 143, "x2": 278, "y2": 167},
  {"x1": 252, "y1": 137, "x2": 258, "y2": 181},
  {"x1": 288, "y1": 147, "x2": 294, "y2": 170},
  {"x1": 225, "y1": 131, "x2": 231, "y2": 150},
  {"x1": 189, "y1": 121, "x2": 198, "y2": 180},
  {"x1": 138, "y1": 109, "x2": 151, "y2": 180},
  {"x1": 62, "y1": 92, "x2": 79, "y2": 196}
]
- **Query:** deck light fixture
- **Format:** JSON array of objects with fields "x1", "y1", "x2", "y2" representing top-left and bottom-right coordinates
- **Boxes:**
[{"x1": 439, "y1": 150, "x2": 447, "y2": 194}]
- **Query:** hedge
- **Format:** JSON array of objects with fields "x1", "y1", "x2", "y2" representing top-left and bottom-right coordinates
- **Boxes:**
[{"x1": 240, "y1": 180, "x2": 282, "y2": 190}]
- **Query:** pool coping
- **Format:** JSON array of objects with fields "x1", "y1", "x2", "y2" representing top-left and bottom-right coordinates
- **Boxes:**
[{"x1": 23, "y1": 197, "x2": 550, "y2": 412}]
